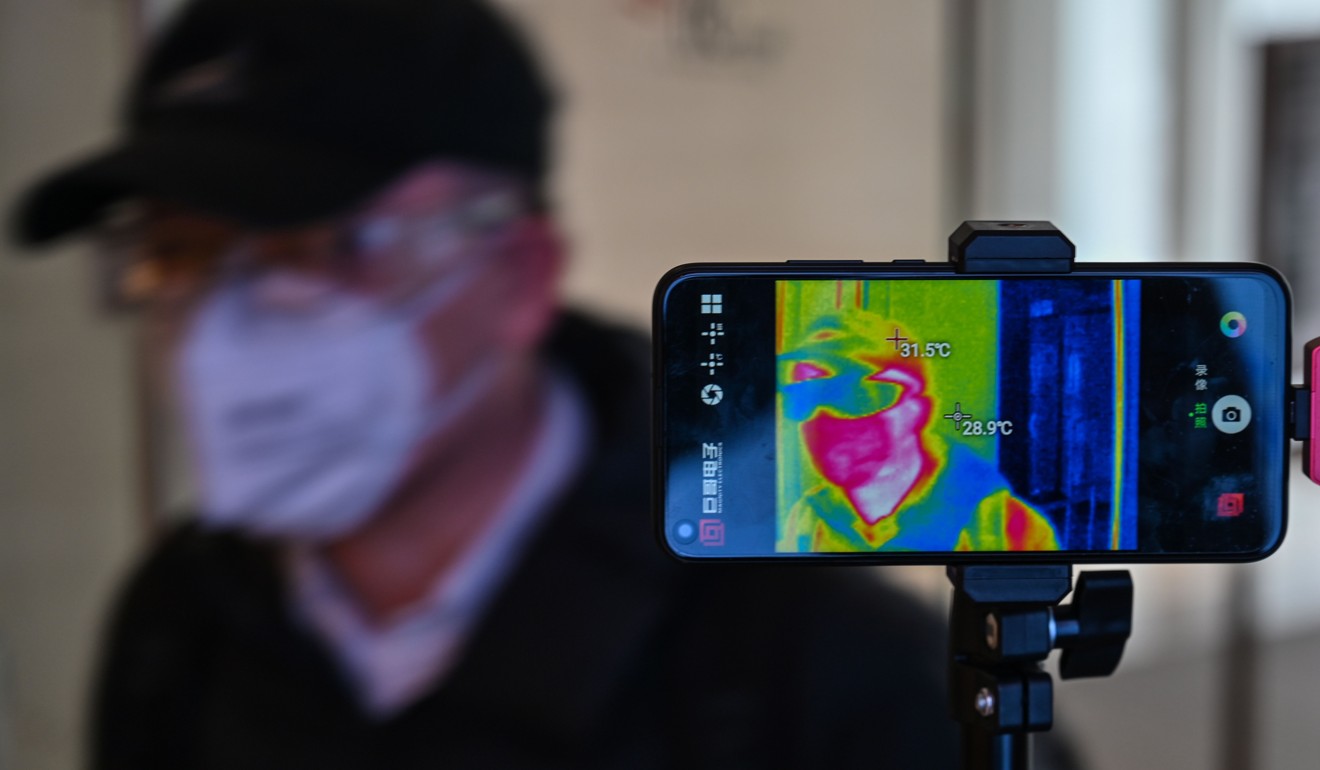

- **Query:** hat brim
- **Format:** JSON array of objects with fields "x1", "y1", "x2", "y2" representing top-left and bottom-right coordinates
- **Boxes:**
[{"x1": 12, "y1": 127, "x2": 410, "y2": 245}]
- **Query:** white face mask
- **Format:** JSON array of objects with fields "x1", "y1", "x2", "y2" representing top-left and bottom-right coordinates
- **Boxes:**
[{"x1": 176, "y1": 267, "x2": 495, "y2": 541}]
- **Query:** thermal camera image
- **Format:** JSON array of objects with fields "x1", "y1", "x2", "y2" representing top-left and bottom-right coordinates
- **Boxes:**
[{"x1": 775, "y1": 279, "x2": 1139, "y2": 553}]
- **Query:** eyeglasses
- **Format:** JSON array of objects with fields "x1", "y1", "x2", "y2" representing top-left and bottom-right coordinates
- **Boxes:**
[{"x1": 97, "y1": 191, "x2": 525, "y2": 310}]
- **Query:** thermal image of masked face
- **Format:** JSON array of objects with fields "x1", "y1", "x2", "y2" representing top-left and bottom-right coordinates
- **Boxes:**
[{"x1": 776, "y1": 280, "x2": 1062, "y2": 553}]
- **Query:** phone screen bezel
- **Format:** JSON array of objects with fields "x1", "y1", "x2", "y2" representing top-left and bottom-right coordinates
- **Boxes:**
[{"x1": 652, "y1": 261, "x2": 1292, "y2": 565}]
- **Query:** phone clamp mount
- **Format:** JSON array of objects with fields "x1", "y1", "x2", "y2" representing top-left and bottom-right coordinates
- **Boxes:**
[
  {"x1": 945, "y1": 222, "x2": 1134, "y2": 770},
  {"x1": 948, "y1": 565, "x2": 1132, "y2": 770}
]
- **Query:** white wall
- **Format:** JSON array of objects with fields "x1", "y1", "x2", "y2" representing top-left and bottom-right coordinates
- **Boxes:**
[
  {"x1": 0, "y1": 2, "x2": 138, "y2": 770},
  {"x1": 502, "y1": 0, "x2": 947, "y2": 324},
  {"x1": 973, "y1": 0, "x2": 1176, "y2": 263}
]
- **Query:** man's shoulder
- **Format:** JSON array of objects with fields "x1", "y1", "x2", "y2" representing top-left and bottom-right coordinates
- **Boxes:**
[
  {"x1": 541, "y1": 308, "x2": 653, "y2": 506},
  {"x1": 679, "y1": 565, "x2": 944, "y2": 643},
  {"x1": 546, "y1": 309, "x2": 649, "y2": 413},
  {"x1": 110, "y1": 521, "x2": 282, "y2": 626},
  {"x1": 547, "y1": 308, "x2": 648, "y2": 359},
  {"x1": 657, "y1": 565, "x2": 957, "y2": 766},
  {"x1": 133, "y1": 520, "x2": 272, "y2": 576}
]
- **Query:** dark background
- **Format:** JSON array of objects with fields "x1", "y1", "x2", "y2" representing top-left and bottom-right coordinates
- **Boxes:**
[{"x1": 999, "y1": 280, "x2": 1129, "y2": 551}]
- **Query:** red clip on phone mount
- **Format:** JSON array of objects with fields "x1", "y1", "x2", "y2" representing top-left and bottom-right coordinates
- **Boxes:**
[
  {"x1": 944, "y1": 222, "x2": 1132, "y2": 770},
  {"x1": 1297, "y1": 340, "x2": 1320, "y2": 484}
]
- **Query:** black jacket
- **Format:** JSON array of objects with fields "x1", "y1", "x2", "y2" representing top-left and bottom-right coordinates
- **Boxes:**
[{"x1": 92, "y1": 312, "x2": 959, "y2": 769}]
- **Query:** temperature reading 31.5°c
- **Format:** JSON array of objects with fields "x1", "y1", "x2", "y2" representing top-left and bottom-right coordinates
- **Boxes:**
[{"x1": 899, "y1": 341, "x2": 952, "y2": 359}]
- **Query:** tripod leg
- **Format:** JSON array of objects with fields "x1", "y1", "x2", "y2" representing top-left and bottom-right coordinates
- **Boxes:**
[{"x1": 962, "y1": 731, "x2": 1028, "y2": 770}]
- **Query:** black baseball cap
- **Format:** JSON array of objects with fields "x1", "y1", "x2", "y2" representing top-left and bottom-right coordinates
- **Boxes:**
[{"x1": 12, "y1": 0, "x2": 554, "y2": 245}]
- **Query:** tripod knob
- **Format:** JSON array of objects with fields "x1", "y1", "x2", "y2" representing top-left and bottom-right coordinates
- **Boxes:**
[{"x1": 1053, "y1": 570, "x2": 1133, "y2": 679}]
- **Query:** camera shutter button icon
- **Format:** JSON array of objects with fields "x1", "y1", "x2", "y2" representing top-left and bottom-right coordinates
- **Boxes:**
[{"x1": 1211, "y1": 395, "x2": 1252, "y2": 434}]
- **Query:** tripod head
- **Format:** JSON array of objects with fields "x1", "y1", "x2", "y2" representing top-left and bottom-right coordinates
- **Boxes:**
[{"x1": 948, "y1": 565, "x2": 1132, "y2": 770}]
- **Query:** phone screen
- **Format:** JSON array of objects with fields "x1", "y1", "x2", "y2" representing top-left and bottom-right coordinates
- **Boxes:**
[{"x1": 655, "y1": 266, "x2": 1289, "y2": 561}]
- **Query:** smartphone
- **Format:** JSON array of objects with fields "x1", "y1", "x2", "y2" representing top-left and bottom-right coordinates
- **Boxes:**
[{"x1": 654, "y1": 262, "x2": 1291, "y2": 563}]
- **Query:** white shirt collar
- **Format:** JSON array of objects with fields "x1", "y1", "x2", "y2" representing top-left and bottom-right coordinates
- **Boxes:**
[{"x1": 287, "y1": 368, "x2": 590, "y2": 717}]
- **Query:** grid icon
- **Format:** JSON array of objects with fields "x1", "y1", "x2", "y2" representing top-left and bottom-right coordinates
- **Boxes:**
[{"x1": 701, "y1": 294, "x2": 723, "y2": 314}]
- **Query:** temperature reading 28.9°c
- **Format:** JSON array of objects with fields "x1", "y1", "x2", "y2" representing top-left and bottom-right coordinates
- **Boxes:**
[
  {"x1": 942, "y1": 402, "x2": 1013, "y2": 437},
  {"x1": 960, "y1": 419, "x2": 1014, "y2": 437}
]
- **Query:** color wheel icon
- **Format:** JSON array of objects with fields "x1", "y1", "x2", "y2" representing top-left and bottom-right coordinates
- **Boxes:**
[{"x1": 1220, "y1": 311, "x2": 1247, "y2": 338}]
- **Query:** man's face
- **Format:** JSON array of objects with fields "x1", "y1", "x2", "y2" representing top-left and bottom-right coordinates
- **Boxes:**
[
  {"x1": 120, "y1": 162, "x2": 548, "y2": 399},
  {"x1": 779, "y1": 327, "x2": 933, "y2": 490},
  {"x1": 112, "y1": 162, "x2": 565, "y2": 538},
  {"x1": 133, "y1": 161, "x2": 562, "y2": 475}
]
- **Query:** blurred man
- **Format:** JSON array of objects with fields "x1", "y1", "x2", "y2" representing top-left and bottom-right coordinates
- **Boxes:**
[
  {"x1": 778, "y1": 316, "x2": 1059, "y2": 552},
  {"x1": 13, "y1": 0, "x2": 957, "y2": 767}
]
